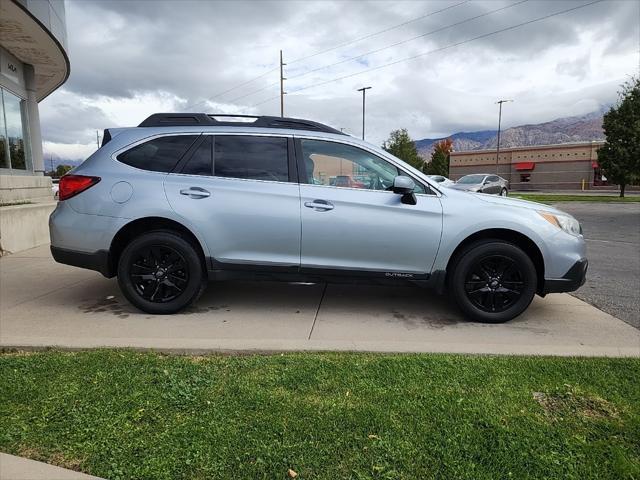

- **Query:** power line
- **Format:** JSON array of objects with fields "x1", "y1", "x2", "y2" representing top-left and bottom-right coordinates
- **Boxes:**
[
  {"x1": 185, "y1": 66, "x2": 278, "y2": 110},
  {"x1": 287, "y1": 0, "x2": 470, "y2": 64},
  {"x1": 286, "y1": 0, "x2": 604, "y2": 97},
  {"x1": 287, "y1": 0, "x2": 529, "y2": 81},
  {"x1": 187, "y1": 1, "x2": 469, "y2": 108},
  {"x1": 226, "y1": 81, "x2": 279, "y2": 104}
]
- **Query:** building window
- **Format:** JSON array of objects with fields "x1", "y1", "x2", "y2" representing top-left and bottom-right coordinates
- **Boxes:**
[
  {"x1": 520, "y1": 174, "x2": 531, "y2": 183},
  {"x1": 0, "y1": 87, "x2": 29, "y2": 171}
]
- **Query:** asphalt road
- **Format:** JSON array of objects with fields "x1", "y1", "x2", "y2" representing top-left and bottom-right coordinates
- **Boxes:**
[{"x1": 553, "y1": 202, "x2": 640, "y2": 329}]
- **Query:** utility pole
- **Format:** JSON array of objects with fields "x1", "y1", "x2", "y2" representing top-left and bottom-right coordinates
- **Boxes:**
[
  {"x1": 279, "y1": 50, "x2": 286, "y2": 118},
  {"x1": 357, "y1": 86, "x2": 372, "y2": 140},
  {"x1": 495, "y1": 99, "x2": 513, "y2": 174},
  {"x1": 96, "y1": 130, "x2": 100, "y2": 148}
]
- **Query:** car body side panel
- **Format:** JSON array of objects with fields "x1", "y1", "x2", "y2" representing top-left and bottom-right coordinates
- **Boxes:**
[
  {"x1": 164, "y1": 174, "x2": 301, "y2": 266},
  {"x1": 299, "y1": 185, "x2": 443, "y2": 273},
  {"x1": 433, "y1": 190, "x2": 586, "y2": 279}
]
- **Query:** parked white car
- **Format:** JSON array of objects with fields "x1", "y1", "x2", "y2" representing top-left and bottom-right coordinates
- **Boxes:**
[{"x1": 427, "y1": 175, "x2": 454, "y2": 186}]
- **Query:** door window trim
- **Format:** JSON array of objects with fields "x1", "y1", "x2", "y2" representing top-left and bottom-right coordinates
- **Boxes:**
[
  {"x1": 170, "y1": 133, "x2": 297, "y2": 184},
  {"x1": 294, "y1": 137, "x2": 437, "y2": 196}
]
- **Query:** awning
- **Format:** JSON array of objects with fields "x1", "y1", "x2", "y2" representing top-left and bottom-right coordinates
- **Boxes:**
[
  {"x1": 592, "y1": 161, "x2": 599, "y2": 168},
  {"x1": 515, "y1": 162, "x2": 535, "y2": 171}
]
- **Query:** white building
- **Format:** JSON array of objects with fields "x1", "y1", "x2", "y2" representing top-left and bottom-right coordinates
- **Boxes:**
[{"x1": 0, "y1": 0, "x2": 69, "y2": 252}]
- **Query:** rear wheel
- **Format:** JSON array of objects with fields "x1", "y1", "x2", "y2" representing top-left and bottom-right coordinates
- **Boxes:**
[
  {"x1": 449, "y1": 240, "x2": 536, "y2": 323},
  {"x1": 117, "y1": 230, "x2": 206, "y2": 314},
  {"x1": 500, "y1": 188, "x2": 508, "y2": 196}
]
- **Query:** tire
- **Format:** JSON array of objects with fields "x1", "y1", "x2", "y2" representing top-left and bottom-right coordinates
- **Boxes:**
[
  {"x1": 500, "y1": 188, "x2": 508, "y2": 197},
  {"x1": 117, "y1": 230, "x2": 206, "y2": 314},
  {"x1": 448, "y1": 240, "x2": 536, "y2": 323}
]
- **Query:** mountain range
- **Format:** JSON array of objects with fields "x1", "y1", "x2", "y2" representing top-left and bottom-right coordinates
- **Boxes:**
[{"x1": 415, "y1": 107, "x2": 607, "y2": 157}]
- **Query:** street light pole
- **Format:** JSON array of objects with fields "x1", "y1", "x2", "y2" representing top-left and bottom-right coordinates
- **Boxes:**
[
  {"x1": 279, "y1": 50, "x2": 286, "y2": 118},
  {"x1": 495, "y1": 99, "x2": 513, "y2": 174},
  {"x1": 357, "y1": 86, "x2": 372, "y2": 140}
]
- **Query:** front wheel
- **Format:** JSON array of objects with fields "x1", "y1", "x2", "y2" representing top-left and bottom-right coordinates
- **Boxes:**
[
  {"x1": 500, "y1": 188, "x2": 508, "y2": 196},
  {"x1": 449, "y1": 240, "x2": 537, "y2": 323},
  {"x1": 117, "y1": 230, "x2": 206, "y2": 314}
]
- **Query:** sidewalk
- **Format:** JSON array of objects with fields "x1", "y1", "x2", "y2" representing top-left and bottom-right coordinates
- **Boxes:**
[
  {"x1": 0, "y1": 453, "x2": 103, "y2": 480},
  {"x1": 1, "y1": 245, "x2": 639, "y2": 357}
]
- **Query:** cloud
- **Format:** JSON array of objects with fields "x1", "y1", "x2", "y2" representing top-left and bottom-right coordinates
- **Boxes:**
[{"x1": 40, "y1": 0, "x2": 639, "y2": 161}]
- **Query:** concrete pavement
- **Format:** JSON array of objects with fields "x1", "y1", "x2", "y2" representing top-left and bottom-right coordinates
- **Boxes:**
[
  {"x1": 550, "y1": 202, "x2": 640, "y2": 329},
  {"x1": 0, "y1": 453, "x2": 103, "y2": 480},
  {"x1": 1, "y1": 245, "x2": 639, "y2": 356}
]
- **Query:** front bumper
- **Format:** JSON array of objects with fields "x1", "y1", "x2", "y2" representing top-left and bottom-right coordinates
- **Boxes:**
[{"x1": 542, "y1": 258, "x2": 588, "y2": 294}]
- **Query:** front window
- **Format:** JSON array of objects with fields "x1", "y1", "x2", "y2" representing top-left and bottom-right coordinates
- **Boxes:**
[
  {"x1": 0, "y1": 88, "x2": 29, "y2": 171},
  {"x1": 300, "y1": 139, "x2": 425, "y2": 193},
  {"x1": 457, "y1": 174, "x2": 486, "y2": 184}
]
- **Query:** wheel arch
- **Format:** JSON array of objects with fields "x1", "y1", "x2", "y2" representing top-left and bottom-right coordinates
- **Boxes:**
[
  {"x1": 107, "y1": 217, "x2": 208, "y2": 277},
  {"x1": 444, "y1": 228, "x2": 545, "y2": 294}
]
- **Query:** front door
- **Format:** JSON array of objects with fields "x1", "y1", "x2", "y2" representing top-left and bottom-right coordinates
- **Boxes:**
[
  {"x1": 164, "y1": 134, "x2": 301, "y2": 267},
  {"x1": 297, "y1": 138, "x2": 442, "y2": 275}
]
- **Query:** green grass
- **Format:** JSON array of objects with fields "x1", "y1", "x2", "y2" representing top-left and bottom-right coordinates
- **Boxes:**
[
  {"x1": 511, "y1": 193, "x2": 640, "y2": 204},
  {"x1": 1, "y1": 351, "x2": 639, "y2": 480}
]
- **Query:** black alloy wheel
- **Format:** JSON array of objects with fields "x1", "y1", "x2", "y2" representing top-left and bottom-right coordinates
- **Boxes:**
[
  {"x1": 129, "y1": 245, "x2": 189, "y2": 303},
  {"x1": 464, "y1": 254, "x2": 525, "y2": 313},
  {"x1": 117, "y1": 230, "x2": 206, "y2": 314},
  {"x1": 449, "y1": 240, "x2": 537, "y2": 323}
]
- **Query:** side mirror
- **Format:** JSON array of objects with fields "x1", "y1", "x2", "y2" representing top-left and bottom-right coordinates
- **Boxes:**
[
  {"x1": 392, "y1": 176, "x2": 417, "y2": 205},
  {"x1": 392, "y1": 175, "x2": 415, "y2": 194},
  {"x1": 483, "y1": 179, "x2": 490, "y2": 185}
]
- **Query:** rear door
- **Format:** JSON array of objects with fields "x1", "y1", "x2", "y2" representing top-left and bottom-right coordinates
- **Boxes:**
[
  {"x1": 164, "y1": 134, "x2": 301, "y2": 268},
  {"x1": 297, "y1": 138, "x2": 442, "y2": 275}
]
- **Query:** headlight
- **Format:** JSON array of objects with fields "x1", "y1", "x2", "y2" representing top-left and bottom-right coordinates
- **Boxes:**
[{"x1": 538, "y1": 211, "x2": 582, "y2": 236}]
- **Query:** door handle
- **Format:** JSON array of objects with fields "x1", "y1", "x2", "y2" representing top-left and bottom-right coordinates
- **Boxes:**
[
  {"x1": 180, "y1": 187, "x2": 210, "y2": 199},
  {"x1": 304, "y1": 200, "x2": 334, "y2": 211}
]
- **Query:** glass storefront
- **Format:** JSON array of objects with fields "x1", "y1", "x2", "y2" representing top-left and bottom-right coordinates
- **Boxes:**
[{"x1": 0, "y1": 87, "x2": 29, "y2": 171}]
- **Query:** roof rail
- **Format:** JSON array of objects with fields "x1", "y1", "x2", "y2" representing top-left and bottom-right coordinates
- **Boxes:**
[{"x1": 138, "y1": 113, "x2": 345, "y2": 135}]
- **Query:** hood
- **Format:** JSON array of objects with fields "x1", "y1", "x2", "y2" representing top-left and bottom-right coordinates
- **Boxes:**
[
  {"x1": 449, "y1": 183, "x2": 481, "y2": 191},
  {"x1": 472, "y1": 192, "x2": 565, "y2": 214},
  {"x1": 441, "y1": 187, "x2": 565, "y2": 215}
]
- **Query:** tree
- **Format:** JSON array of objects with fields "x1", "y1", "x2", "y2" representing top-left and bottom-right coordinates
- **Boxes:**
[
  {"x1": 425, "y1": 138, "x2": 453, "y2": 176},
  {"x1": 55, "y1": 164, "x2": 73, "y2": 177},
  {"x1": 382, "y1": 129, "x2": 423, "y2": 170},
  {"x1": 598, "y1": 77, "x2": 640, "y2": 197}
]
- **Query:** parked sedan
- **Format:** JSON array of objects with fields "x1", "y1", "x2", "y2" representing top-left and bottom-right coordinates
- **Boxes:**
[
  {"x1": 450, "y1": 174, "x2": 509, "y2": 196},
  {"x1": 427, "y1": 175, "x2": 454, "y2": 186}
]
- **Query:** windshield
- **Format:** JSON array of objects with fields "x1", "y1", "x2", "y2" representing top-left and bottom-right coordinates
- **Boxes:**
[{"x1": 457, "y1": 174, "x2": 485, "y2": 184}]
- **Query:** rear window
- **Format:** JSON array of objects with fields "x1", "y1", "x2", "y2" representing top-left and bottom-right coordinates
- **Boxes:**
[
  {"x1": 118, "y1": 135, "x2": 198, "y2": 172},
  {"x1": 214, "y1": 136, "x2": 288, "y2": 182},
  {"x1": 182, "y1": 136, "x2": 212, "y2": 176}
]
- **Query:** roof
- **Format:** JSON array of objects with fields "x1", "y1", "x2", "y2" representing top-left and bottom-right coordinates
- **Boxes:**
[
  {"x1": 138, "y1": 113, "x2": 345, "y2": 135},
  {"x1": 1, "y1": 0, "x2": 70, "y2": 101}
]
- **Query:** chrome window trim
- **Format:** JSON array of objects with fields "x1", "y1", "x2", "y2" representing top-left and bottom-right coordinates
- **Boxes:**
[{"x1": 113, "y1": 132, "x2": 293, "y2": 184}]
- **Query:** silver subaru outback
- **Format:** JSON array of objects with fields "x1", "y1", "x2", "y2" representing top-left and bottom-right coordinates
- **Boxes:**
[{"x1": 49, "y1": 113, "x2": 587, "y2": 323}]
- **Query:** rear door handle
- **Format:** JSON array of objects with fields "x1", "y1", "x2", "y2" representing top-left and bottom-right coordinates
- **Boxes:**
[
  {"x1": 304, "y1": 200, "x2": 334, "y2": 211},
  {"x1": 180, "y1": 187, "x2": 210, "y2": 199}
]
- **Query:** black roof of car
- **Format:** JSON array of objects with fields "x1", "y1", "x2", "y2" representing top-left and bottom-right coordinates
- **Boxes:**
[{"x1": 138, "y1": 113, "x2": 345, "y2": 135}]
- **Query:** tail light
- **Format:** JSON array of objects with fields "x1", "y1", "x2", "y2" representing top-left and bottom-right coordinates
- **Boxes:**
[{"x1": 58, "y1": 175, "x2": 101, "y2": 201}]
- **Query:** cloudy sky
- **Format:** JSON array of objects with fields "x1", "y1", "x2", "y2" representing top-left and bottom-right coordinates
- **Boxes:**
[{"x1": 40, "y1": 0, "x2": 639, "y2": 163}]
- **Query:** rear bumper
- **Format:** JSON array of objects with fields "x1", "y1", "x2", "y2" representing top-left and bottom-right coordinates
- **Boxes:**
[
  {"x1": 542, "y1": 258, "x2": 588, "y2": 294},
  {"x1": 50, "y1": 246, "x2": 113, "y2": 277}
]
